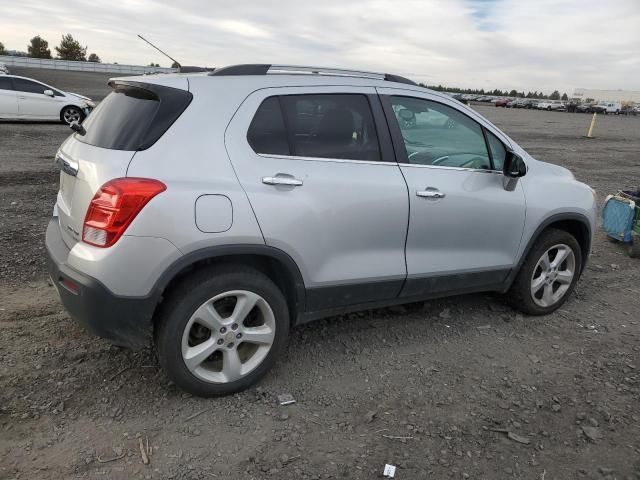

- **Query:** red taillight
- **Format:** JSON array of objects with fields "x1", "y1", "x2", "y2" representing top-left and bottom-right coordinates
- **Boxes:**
[{"x1": 82, "y1": 178, "x2": 166, "y2": 248}]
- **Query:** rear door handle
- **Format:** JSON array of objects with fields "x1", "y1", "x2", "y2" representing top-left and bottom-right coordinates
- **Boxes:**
[
  {"x1": 262, "y1": 175, "x2": 303, "y2": 187},
  {"x1": 416, "y1": 188, "x2": 445, "y2": 199}
]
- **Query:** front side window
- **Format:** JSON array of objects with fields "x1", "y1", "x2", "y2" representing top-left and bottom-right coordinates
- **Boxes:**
[
  {"x1": 13, "y1": 78, "x2": 47, "y2": 94},
  {"x1": 247, "y1": 94, "x2": 381, "y2": 161},
  {"x1": 0, "y1": 77, "x2": 12, "y2": 90},
  {"x1": 486, "y1": 130, "x2": 507, "y2": 170},
  {"x1": 390, "y1": 96, "x2": 491, "y2": 170}
]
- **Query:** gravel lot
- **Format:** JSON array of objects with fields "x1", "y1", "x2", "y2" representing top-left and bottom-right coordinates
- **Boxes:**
[{"x1": 1, "y1": 76, "x2": 639, "y2": 479}]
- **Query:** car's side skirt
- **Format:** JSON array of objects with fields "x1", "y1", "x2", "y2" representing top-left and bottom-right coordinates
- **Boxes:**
[{"x1": 298, "y1": 268, "x2": 511, "y2": 324}]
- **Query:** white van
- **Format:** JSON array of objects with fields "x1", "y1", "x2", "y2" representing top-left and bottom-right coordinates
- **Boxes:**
[{"x1": 603, "y1": 102, "x2": 621, "y2": 114}]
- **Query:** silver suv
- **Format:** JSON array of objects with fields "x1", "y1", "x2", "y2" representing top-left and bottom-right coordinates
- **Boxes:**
[{"x1": 46, "y1": 64, "x2": 597, "y2": 396}]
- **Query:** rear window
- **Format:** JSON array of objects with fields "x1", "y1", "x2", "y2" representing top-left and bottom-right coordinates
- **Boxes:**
[{"x1": 77, "y1": 82, "x2": 192, "y2": 151}]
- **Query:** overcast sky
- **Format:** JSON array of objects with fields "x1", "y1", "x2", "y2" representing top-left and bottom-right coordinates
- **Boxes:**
[{"x1": 1, "y1": 0, "x2": 639, "y2": 94}]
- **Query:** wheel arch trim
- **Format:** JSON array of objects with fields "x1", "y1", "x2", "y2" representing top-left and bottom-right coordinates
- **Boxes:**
[
  {"x1": 150, "y1": 244, "x2": 307, "y2": 317},
  {"x1": 504, "y1": 212, "x2": 592, "y2": 290}
]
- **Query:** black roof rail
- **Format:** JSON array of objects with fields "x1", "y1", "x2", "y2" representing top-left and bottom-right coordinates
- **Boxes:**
[
  {"x1": 383, "y1": 73, "x2": 418, "y2": 86},
  {"x1": 209, "y1": 64, "x2": 271, "y2": 76},
  {"x1": 178, "y1": 66, "x2": 215, "y2": 73},
  {"x1": 207, "y1": 64, "x2": 419, "y2": 86}
]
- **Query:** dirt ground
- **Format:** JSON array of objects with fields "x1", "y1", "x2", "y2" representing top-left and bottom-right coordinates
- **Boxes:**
[{"x1": 1, "y1": 78, "x2": 639, "y2": 479}]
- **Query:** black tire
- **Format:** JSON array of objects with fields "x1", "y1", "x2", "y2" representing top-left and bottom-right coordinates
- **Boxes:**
[
  {"x1": 155, "y1": 265, "x2": 289, "y2": 397},
  {"x1": 60, "y1": 106, "x2": 85, "y2": 125},
  {"x1": 506, "y1": 228, "x2": 582, "y2": 315}
]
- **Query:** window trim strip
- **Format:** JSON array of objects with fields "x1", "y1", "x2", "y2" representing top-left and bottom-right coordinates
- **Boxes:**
[{"x1": 256, "y1": 153, "x2": 399, "y2": 166}]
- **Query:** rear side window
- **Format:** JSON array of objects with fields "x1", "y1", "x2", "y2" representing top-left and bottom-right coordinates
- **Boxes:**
[
  {"x1": 77, "y1": 82, "x2": 192, "y2": 151},
  {"x1": 247, "y1": 94, "x2": 381, "y2": 161},
  {"x1": 0, "y1": 77, "x2": 12, "y2": 90},
  {"x1": 247, "y1": 97, "x2": 290, "y2": 155},
  {"x1": 13, "y1": 78, "x2": 46, "y2": 94}
]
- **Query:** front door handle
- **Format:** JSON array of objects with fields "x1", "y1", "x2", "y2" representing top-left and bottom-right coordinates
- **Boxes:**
[
  {"x1": 262, "y1": 175, "x2": 303, "y2": 187},
  {"x1": 416, "y1": 188, "x2": 445, "y2": 199}
]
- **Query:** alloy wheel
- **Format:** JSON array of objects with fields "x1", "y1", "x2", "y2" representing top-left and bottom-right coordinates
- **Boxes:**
[
  {"x1": 530, "y1": 244, "x2": 575, "y2": 307},
  {"x1": 181, "y1": 290, "x2": 276, "y2": 383},
  {"x1": 63, "y1": 108, "x2": 81, "y2": 124}
]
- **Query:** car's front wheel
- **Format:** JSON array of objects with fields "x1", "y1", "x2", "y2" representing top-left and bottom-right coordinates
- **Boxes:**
[
  {"x1": 507, "y1": 229, "x2": 582, "y2": 315},
  {"x1": 60, "y1": 106, "x2": 85, "y2": 125},
  {"x1": 155, "y1": 265, "x2": 289, "y2": 397}
]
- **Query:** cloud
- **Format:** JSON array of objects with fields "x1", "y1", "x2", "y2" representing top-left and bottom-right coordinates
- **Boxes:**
[{"x1": 1, "y1": 0, "x2": 638, "y2": 93}]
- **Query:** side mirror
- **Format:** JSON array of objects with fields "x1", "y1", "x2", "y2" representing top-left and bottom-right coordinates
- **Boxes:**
[
  {"x1": 503, "y1": 151, "x2": 527, "y2": 178},
  {"x1": 43, "y1": 89, "x2": 54, "y2": 97}
]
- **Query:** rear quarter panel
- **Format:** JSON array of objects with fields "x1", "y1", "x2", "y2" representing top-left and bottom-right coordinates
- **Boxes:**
[{"x1": 125, "y1": 76, "x2": 265, "y2": 254}]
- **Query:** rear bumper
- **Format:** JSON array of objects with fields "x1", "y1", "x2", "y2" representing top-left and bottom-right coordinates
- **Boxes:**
[{"x1": 45, "y1": 217, "x2": 155, "y2": 348}]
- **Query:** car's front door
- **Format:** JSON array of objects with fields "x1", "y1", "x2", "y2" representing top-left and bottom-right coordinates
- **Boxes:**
[
  {"x1": 0, "y1": 76, "x2": 18, "y2": 118},
  {"x1": 378, "y1": 88, "x2": 526, "y2": 297},
  {"x1": 13, "y1": 78, "x2": 61, "y2": 119},
  {"x1": 225, "y1": 87, "x2": 409, "y2": 312}
]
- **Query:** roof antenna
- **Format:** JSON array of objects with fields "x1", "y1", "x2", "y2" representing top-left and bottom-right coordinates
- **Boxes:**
[{"x1": 137, "y1": 34, "x2": 181, "y2": 68}]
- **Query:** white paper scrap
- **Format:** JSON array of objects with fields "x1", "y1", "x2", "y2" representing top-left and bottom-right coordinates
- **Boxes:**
[{"x1": 383, "y1": 464, "x2": 396, "y2": 478}]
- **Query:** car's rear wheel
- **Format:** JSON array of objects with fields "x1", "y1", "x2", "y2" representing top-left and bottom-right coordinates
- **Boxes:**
[
  {"x1": 507, "y1": 229, "x2": 582, "y2": 315},
  {"x1": 155, "y1": 265, "x2": 289, "y2": 397},
  {"x1": 61, "y1": 106, "x2": 85, "y2": 125}
]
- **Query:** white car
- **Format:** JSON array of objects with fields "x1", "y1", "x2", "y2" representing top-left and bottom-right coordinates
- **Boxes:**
[
  {"x1": 537, "y1": 100, "x2": 566, "y2": 111},
  {"x1": 0, "y1": 74, "x2": 94, "y2": 123},
  {"x1": 0, "y1": 63, "x2": 8, "y2": 75}
]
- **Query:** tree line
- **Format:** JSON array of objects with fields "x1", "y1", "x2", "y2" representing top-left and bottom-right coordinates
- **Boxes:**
[
  {"x1": 422, "y1": 83, "x2": 570, "y2": 100},
  {"x1": 0, "y1": 34, "x2": 100, "y2": 62},
  {"x1": 0, "y1": 34, "x2": 165, "y2": 67}
]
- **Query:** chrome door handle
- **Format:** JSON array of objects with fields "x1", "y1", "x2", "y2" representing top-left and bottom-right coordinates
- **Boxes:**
[
  {"x1": 416, "y1": 189, "x2": 445, "y2": 199},
  {"x1": 262, "y1": 176, "x2": 303, "y2": 187}
]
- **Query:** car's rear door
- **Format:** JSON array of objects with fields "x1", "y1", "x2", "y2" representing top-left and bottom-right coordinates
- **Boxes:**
[
  {"x1": 0, "y1": 76, "x2": 18, "y2": 118},
  {"x1": 225, "y1": 86, "x2": 409, "y2": 312},
  {"x1": 13, "y1": 77, "x2": 61, "y2": 119},
  {"x1": 377, "y1": 87, "x2": 526, "y2": 298}
]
